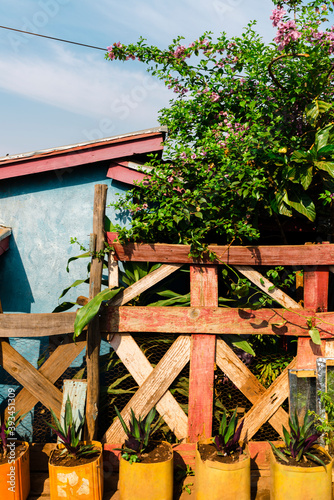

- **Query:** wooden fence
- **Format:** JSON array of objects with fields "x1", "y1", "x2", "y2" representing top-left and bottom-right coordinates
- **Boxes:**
[{"x1": 1, "y1": 185, "x2": 334, "y2": 445}]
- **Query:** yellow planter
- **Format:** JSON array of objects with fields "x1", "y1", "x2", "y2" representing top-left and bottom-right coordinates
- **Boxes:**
[
  {"x1": 118, "y1": 441, "x2": 173, "y2": 500},
  {"x1": 270, "y1": 444, "x2": 333, "y2": 500},
  {"x1": 0, "y1": 441, "x2": 30, "y2": 500},
  {"x1": 195, "y1": 440, "x2": 250, "y2": 500},
  {"x1": 48, "y1": 441, "x2": 103, "y2": 500}
]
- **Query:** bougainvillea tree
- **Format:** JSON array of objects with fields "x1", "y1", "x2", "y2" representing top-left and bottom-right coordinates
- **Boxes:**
[{"x1": 106, "y1": 0, "x2": 334, "y2": 254}]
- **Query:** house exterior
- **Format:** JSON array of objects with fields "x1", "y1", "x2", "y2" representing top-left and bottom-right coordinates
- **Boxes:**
[
  {"x1": 0, "y1": 127, "x2": 166, "y2": 314},
  {"x1": 0, "y1": 127, "x2": 166, "y2": 440}
]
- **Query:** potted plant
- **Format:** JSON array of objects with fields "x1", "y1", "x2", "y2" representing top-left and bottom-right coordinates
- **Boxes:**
[
  {"x1": 269, "y1": 410, "x2": 332, "y2": 500},
  {"x1": 115, "y1": 405, "x2": 173, "y2": 500},
  {"x1": 0, "y1": 412, "x2": 30, "y2": 500},
  {"x1": 46, "y1": 396, "x2": 103, "y2": 500},
  {"x1": 195, "y1": 408, "x2": 250, "y2": 500}
]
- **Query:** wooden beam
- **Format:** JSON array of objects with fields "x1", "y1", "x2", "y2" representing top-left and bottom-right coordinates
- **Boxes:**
[
  {"x1": 240, "y1": 359, "x2": 296, "y2": 441},
  {"x1": 86, "y1": 184, "x2": 107, "y2": 440},
  {"x1": 0, "y1": 340, "x2": 63, "y2": 417},
  {"x1": 107, "y1": 263, "x2": 183, "y2": 307},
  {"x1": 101, "y1": 306, "x2": 334, "y2": 337},
  {"x1": 188, "y1": 265, "x2": 217, "y2": 441},
  {"x1": 103, "y1": 335, "x2": 191, "y2": 443},
  {"x1": 296, "y1": 255, "x2": 329, "y2": 369},
  {"x1": 4, "y1": 337, "x2": 86, "y2": 422},
  {"x1": 235, "y1": 266, "x2": 301, "y2": 309},
  {"x1": 109, "y1": 333, "x2": 188, "y2": 440},
  {"x1": 0, "y1": 312, "x2": 77, "y2": 337},
  {"x1": 216, "y1": 339, "x2": 291, "y2": 437},
  {"x1": 106, "y1": 238, "x2": 334, "y2": 266}
]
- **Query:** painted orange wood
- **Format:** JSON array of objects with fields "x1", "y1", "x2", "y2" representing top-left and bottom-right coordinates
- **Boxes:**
[
  {"x1": 100, "y1": 306, "x2": 334, "y2": 337},
  {"x1": 106, "y1": 237, "x2": 334, "y2": 265},
  {"x1": 188, "y1": 265, "x2": 217, "y2": 442}
]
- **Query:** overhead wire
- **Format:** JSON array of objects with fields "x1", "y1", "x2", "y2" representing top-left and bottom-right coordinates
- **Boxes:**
[{"x1": 0, "y1": 25, "x2": 107, "y2": 51}]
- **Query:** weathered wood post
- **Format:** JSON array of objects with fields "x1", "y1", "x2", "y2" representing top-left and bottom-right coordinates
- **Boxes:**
[
  {"x1": 86, "y1": 184, "x2": 108, "y2": 440},
  {"x1": 296, "y1": 243, "x2": 329, "y2": 369},
  {"x1": 188, "y1": 264, "x2": 218, "y2": 442}
]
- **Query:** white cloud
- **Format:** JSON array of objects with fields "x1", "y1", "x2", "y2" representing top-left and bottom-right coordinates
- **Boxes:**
[{"x1": 0, "y1": 42, "x2": 171, "y2": 123}]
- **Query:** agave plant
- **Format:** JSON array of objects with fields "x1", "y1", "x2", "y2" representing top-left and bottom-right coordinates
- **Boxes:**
[
  {"x1": 212, "y1": 408, "x2": 244, "y2": 456},
  {"x1": 114, "y1": 406, "x2": 161, "y2": 462},
  {"x1": 46, "y1": 396, "x2": 97, "y2": 459},
  {"x1": 269, "y1": 410, "x2": 326, "y2": 468}
]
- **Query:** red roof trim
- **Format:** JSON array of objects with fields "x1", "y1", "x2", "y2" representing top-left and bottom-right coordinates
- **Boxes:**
[
  {"x1": 107, "y1": 163, "x2": 151, "y2": 185},
  {"x1": 0, "y1": 132, "x2": 164, "y2": 180}
]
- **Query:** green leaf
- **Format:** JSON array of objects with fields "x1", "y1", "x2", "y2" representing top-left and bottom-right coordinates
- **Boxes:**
[
  {"x1": 287, "y1": 193, "x2": 316, "y2": 221},
  {"x1": 305, "y1": 100, "x2": 332, "y2": 127},
  {"x1": 66, "y1": 252, "x2": 90, "y2": 273},
  {"x1": 58, "y1": 279, "x2": 89, "y2": 299},
  {"x1": 225, "y1": 335, "x2": 255, "y2": 356},
  {"x1": 73, "y1": 287, "x2": 123, "y2": 338},
  {"x1": 308, "y1": 327, "x2": 321, "y2": 345},
  {"x1": 314, "y1": 161, "x2": 334, "y2": 178}
]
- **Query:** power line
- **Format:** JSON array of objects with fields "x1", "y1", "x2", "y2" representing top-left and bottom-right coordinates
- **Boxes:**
[{"x1": 0, "y1": 25, "x2": 107, "y2": 51}]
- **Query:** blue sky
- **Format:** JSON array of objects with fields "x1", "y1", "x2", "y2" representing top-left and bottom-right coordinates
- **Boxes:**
[{"x1": 0, "y1": 0, "x2": 328, "y2": 157}]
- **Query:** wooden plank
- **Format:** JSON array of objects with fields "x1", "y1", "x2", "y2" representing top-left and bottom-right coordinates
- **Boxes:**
[
  {"x1": 240, "y1": 359, "x2": 296, "y2": 441},
  {"x1": 0, "y1": 311, "x2": 77, "y2": 337},
  {"x1": 109, "y1": 333, "x2": 188, "y2": 440},
  {"x1": 101, "y1": 306, "x2": 334, "y2": 337},
  {"x1": 86, "y1": 184, "x2": 107, "y2": 440},
  {"x1": 216, "y1": 339, "x2": 290, "y2": 437},
  {"x1": 107, "y1": 263, "x2": 183, "y2": 307},
  {"x1": 296, "y1": 258, "x2": 329, "y2": 369},
  {"x1": 0, "y1": 340, "x2": 63, "y2": 417},
  {"x1": 4, "y1": 337, "x2": 86, "y2": 421},
  {"x1": 0, "y1": 265, "x2": 182, "y2": 339},
  {"x1": 103, "y1": 335, "x2": 191, "y2": 443},
  {"x1": 188, "y1": 265, "x2": 217, "y2": 441},
  {"x1": 106, "y1": 238, "x2": 334, "y2": 266},
  {"x1": 235, "y1": 266, "x2": 301, "y2": 309}
]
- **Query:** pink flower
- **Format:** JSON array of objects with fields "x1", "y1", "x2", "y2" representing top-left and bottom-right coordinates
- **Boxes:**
[
  {"x1": 191, "y1": 153, "x2": 197, "y2": 159},
  {"x1": 167, "y1": 176, "x2": 174, "y2": 183},
  {"x1": 180, "y1": 152, "x2": 187, "y2": 159},
  {"x1": 210, "y1": 92, "x2": 220, "y2": 102},
  {"x1": 270, "y1": 6, "x2": 286, "y2": 27}
]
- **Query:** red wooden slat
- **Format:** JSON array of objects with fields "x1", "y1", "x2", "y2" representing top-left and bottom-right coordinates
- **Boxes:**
[
  {"x1": 106, "y1": 238, "x2": 334, "y2": 266},
  {"x1": 296, "y1": 255, "x2": 329, "y2": 369},
  {"x1": 100, "y1": 307, "x2": 334, "y2": 337},
  {"x1": 188, "y1": 265, "x2": 217, "y2": 441}
]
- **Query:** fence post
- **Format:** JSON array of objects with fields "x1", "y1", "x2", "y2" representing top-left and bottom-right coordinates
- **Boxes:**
[
  {"x1": 86, "y1": 184, "x2": 108, "y2": 440},
  {"x1": 296, "y1": 243, "x2": 329, "y2": 369},
  {"x1": 188, "y1": 264, "x2": 218, "y2": 442}
]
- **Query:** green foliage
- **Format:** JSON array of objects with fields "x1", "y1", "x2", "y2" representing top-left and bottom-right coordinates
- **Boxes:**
[
  {"x1": 45, "y1": 396, "x2": 97, "y2": 459},
  {"x1": 106, "y1": 1, "x2": 334, "y2": 253},
  {"x1": 269, "y1": 410, "x2": 326, "y2": 468},
  {"x1": 114, "y1": 406, "x2": 162, "y2": 461},
  {"x1": 309, "y1": 390, "x2": 334, "y2": 446},
  {"x1": 212, "y1": 408, "x2": 244, "y2": 456}
]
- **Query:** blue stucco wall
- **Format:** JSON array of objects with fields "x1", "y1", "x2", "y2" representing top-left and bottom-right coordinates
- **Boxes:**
[
  {"x1": 0, "y1": 164, "x2": 128, "y2": 313},
  {"x1": 0, "y1": 163, "x2": 129, "y2": 440}
]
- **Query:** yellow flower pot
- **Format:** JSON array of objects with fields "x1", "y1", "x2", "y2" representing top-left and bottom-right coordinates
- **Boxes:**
[
  {"x1": 48, "y1": 441, "x2": 103, "y2": 500},
  {"x1": 0, "y1": 441, "x2": 30, "y2": 500},
  {"x1": 195, "y1": 440, "x2": 250, "y2": 500},
  {"x1": 118, "y1": 441, "x2": 173, "y2": 500},
  {"x1": 270, "y1": 444, "x2": 333, "y2": 500}
]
